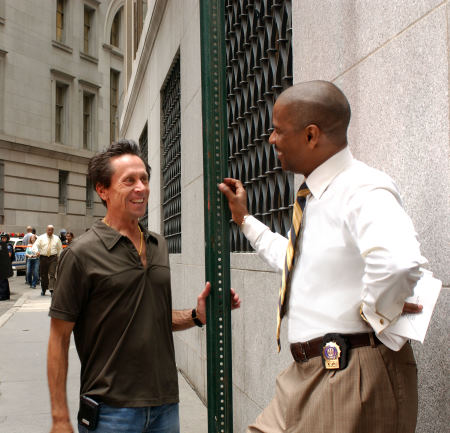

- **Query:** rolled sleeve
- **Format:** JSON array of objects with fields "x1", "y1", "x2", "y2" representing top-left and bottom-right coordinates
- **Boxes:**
[{"x1": 49, "y1": 248, "x2": 89, "y2": 323}]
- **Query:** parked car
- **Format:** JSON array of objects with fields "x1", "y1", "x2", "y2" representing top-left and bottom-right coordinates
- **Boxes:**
[{"x1": 9, "y1": 237, "x2": 26, "y2": 275}]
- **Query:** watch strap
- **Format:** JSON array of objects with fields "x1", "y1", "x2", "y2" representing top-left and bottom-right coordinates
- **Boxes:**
[{"x1": 191, "y1": 308, "x2": 203, "y2": 328}]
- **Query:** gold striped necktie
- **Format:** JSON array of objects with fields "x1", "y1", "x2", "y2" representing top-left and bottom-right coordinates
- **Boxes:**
[
  {"x1": 46, "y1": 236, "x2": 52, "y2": 257},
  {"x1": 276, "y1": 182, "x2": 310, "y2": 352}
]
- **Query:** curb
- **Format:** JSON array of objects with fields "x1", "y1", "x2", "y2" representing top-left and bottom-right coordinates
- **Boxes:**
[{"x1": 0, "y1": 290, "x2": 33, "y2": 328}]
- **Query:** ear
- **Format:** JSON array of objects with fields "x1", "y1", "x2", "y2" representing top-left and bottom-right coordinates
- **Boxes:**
[
  {"x1": 304, "y1": 124, "x2": 320, "y2": 149},
  {"x1": 96, "y1": 183, "x2": 108, "y2": 203}
]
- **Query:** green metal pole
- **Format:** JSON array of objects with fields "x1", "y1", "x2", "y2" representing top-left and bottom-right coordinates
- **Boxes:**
[{"x1": 200, "y1": 1, "x2": 233, "y2": 432}]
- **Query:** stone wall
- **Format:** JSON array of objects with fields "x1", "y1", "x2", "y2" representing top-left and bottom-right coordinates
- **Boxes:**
[
  {"x1": 292, "y1": 2, "x2": 449, "y2": 432},
  {"x1": 122, "y1": 1, "x2": 449, "y2": 432}
]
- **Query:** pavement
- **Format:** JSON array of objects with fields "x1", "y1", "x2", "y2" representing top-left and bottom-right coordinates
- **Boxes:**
[{"x1": 0, "y1": 276, "x2": 207, "y2": 433}]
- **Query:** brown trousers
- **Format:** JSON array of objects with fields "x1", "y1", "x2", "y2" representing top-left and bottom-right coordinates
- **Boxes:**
[
  {"x1": 247, "y1": 342, "x2": 417, "y2": 433},
  {"x1": 39, "y1": 254, "x2": 57, "y2": 293}
]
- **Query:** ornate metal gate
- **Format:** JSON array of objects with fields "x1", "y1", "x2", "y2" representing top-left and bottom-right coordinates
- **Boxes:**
[
  {"x1": 139, "y1": 123, "x2": 148, "y2": 228},
  {"x1": 161, "y1": 57, "x2": 182, "y2": 253},
  {"x1": 226, "y1": 0, "x2": 294, "y2": 250}
]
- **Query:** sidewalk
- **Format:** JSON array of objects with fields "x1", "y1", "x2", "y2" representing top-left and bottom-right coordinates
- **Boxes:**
[{"x1": 0, "y1": 277, "x2": 207, "y2": 432}]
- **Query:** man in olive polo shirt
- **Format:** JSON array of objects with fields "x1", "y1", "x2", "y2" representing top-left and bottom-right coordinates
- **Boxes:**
[{"x1": 47, "y1": 139, "x2": 240, "y2": 433}]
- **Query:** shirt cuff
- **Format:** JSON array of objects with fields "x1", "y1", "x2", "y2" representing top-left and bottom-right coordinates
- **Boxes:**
[
  {"x1": 360, "y1": 302, "x2": 392, "y2": 334},
  {"x1": 241, "y1": 215, "x2": 270, "y2": 245}
]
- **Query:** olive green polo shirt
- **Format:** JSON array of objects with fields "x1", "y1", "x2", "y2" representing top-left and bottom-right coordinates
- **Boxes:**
[{"x1": 49, "y1": 220, "x2": 179, "y2": 407}]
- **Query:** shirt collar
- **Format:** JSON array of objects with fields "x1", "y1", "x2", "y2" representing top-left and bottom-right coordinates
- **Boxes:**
[
  {"x1": 91, "y1": 219, "x2": 159, "y2": 251},
  {"x1": 306, "y1": 146, "x2": 353, "y2": 199}
]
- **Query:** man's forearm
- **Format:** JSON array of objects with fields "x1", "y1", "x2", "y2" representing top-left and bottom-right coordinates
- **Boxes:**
[
  {"x1": 47, "y1": 320, "x2": 74, "y2": 429},
  {"x1": 172, "y1": 309, "x2": 197, "y2": 332}
]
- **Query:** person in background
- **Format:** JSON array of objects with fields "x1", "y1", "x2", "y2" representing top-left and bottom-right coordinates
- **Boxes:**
[
  {"x1": 22, "y1": 226, "x2": 34, "y2": 246},
  {"x1": 23, "y1": 226, "x2": 34, "y2": 284},
  {"x1": 0, "y1": 233, "x2": 13, "y2": 301},
  {"x1": 60, "y1": 229, "x2": 67, "y2": 245},
  {"x1": 25, "y1": 234, "x2": 39, "y2": 289},
  {"x1": 65, "y1": 232, "x2": 74, "y2": 245},
  {"x1": 33, "y1": 225, "x2": 62, "y2": 296}
]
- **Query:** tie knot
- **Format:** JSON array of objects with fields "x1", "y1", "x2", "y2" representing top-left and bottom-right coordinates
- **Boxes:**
[{"x1": 297, "y1": 182, "x2": 310, "y2": 198}]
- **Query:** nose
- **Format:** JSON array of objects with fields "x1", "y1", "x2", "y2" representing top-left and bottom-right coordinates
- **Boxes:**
[
  {"x1": 134, "y1": 179, "x2": 146, "y2": 191},
  {"x1": 269, "y1": 129, "x2": 276, "y2": 145}
]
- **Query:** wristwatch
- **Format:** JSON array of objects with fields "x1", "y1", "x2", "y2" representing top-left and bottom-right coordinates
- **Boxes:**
[{"x1": 191, "y1": 308, "x2": 203, "y2": 328}]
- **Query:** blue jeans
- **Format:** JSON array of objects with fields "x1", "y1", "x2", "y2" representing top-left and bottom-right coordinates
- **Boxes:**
[
  {"x1": 78, "y1": 402, "x2": 179, "y2": 433},
  {"x1": 26, "y1": 258, "x2": 39, "y2": 287}
]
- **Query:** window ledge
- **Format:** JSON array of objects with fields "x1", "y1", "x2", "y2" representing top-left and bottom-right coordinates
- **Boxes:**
[
  {"x1": 78, "y1": 78, "x2": 101, "y2": 90},
  {"x1": 52, "y1": 40, "x2": 73, "y2": 54},
  {"x1": 102, "y1": 43, "x2": 124, "y2": 59},
  {"x1": 80, "y1": 51, "x2": 99, "y2": 64},
  {"x1": 0, "y1": 17, "x2": 5, "y2": 25}
]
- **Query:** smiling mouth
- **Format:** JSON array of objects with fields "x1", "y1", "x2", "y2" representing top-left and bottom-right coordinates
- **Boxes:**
[{"x1": 131, "y1": 199, "x2": 144, "y2": 204}]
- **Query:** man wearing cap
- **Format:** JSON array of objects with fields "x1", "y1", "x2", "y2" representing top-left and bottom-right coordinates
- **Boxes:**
[{"x1": 33, "y1": 225, "x2": 62, "y2": 296}]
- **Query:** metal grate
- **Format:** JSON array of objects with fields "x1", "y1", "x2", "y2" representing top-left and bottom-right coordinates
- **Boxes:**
[
  {"x1": 161, "y1": 57, "x2": 181, "y2": 254},
  {"x1": 226, "y1": 0, "x2": 294, "y2": 251},
  {"x1": 139, "y1": 124, "x2": 149, "y2": 228}
]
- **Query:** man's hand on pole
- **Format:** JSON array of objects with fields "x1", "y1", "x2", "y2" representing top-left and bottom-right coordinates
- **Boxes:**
[
  {"x1": 196, "y1": 281, "x2": 241, "y2": 325},
  {"x1": 218, "y1": 178, "x2": 249, "y2": 226}
]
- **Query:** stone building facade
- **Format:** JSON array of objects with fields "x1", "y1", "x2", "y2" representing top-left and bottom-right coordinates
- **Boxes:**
[
  {"x1": 1, "y1": 0, "x2": 446, "y2": 431},
  {"x1": 0, "y1": 0, "x2": 127, "y2": 235},
  {"x1": 121, "y1": 1, "x2": 449, "y2": 432}
]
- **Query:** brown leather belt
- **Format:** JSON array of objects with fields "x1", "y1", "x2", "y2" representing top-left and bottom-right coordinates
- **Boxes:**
[{"x1": 290, "y1": 332, "x2": 381, "y2": 363}]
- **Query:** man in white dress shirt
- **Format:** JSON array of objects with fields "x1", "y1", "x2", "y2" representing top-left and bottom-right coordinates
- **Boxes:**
[
  {"x1": 219, "y1": 80, "x2": 425, "y2": 433},
  {"x1": 33, "y1": 225, "x2": 62, "y2": 296}
]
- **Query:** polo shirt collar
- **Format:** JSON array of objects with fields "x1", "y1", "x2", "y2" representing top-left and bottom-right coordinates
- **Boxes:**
[
  {"x1": 306, "y1": 146, "x2": 353, "y2": 199},
  {"x1": 92, "y1": 220, "x2": 159, "y2": 251}
]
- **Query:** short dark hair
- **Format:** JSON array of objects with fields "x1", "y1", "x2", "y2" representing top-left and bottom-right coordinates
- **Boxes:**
[{"x1": 88, "y1": 139, "x2": 151, "y2": 207}]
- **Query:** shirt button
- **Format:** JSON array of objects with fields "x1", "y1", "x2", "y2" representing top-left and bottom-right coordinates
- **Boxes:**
[{"x1": 380, "y1": 319, "x2": 384, "y2": 325}]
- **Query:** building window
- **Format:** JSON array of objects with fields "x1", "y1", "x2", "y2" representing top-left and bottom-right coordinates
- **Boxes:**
[
  {"x1": 0, "y1": 161, "x2": 4, "y2": 224},
  {"x1": 133, "y1": 0, "x2": 148, "y2": 58},
  {"x1": 226, "y1": 0, "x2": 294, "y2": 251},
  {"x1": 110, "y1": 8, "x2": 121, "y2": 47},
  {"x1": 55, "y1": 83, "x2": 67, "y2": 144},
  {"x1": 56, "y1": 0, "x2": 65, "y2": 42},
  {"x1": 83, "y1": 93, "x2": 94, "y2": 150},
  {"x1": 83, "y1": 6, "x2": 94, "y2": 54},
  {"x1": 161, "y1": 56, "x2": 181, "y2": 254},
  {"x1": 59, "y1": 170, "x2": 68, "y2": 213},
  {"x1": 110, "y1": 70, "x2": 119, "y2": 143},
  {"x1": 86, "y1": 176, "x2": 93, "y2": 210}
]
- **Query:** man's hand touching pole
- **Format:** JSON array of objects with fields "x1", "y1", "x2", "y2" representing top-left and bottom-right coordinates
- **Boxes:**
[
  {"x1": 218, "y1": 178, "x2": 249, "y2": 226},
  {"x1": 195, "y1": 282, "x2": 241, "y2": 325}
]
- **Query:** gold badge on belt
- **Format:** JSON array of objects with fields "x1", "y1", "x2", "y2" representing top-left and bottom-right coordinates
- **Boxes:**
[
  {"x1": 321, "y1": 334, "x2": 349, "y2": 370},
  {"x1": 322, "y1": 341, "x2": 341, "y2": 369}
]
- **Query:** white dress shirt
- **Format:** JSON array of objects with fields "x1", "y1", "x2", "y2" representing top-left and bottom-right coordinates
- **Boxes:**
[
  {"x1": 242, "y1": 147, "x2": 426, "y2": 351},
  {"x1": 32, "y1": 234, "x2": 63, "y2": 257}
]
